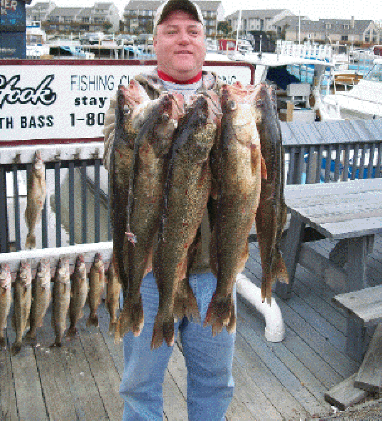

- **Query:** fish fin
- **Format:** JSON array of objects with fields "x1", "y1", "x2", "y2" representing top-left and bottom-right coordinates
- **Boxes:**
[
  {"x1": 108, "y1": 321, "x2": 117, "y2": 334},
  {"x1": 0, "y1": 337, "x2": 7, "y2": 348},
  {"x1": 114, "y1": 297, "x2": 144, "y2": 339},
  {"x1": 261, "y1": 274, "x2": 273, "y2": 304},
  {"x1": 86, "y1": 314, "x2": 99, "y2": 327},
  {"x1": 66, "y1": 326, "x2": 78, "y2": 338},
  {"x1": 11, "y1": 342, "x2": 22, "y2": 356},
  {"x1": 204, "y1": 293, "x2": 236, "y2": 336},
  {"x1": 25, "y1": 233, "x2": 36, "y2": 249},
  {"x1": 151, "y1": 313, "x2": 174, "y2": 350},
  {"x1": 273, "y1": 254, "x2": 289, "y2": 284},
  {"x1": 174, "y1": 278, "x2": 200, "y2": 323}
]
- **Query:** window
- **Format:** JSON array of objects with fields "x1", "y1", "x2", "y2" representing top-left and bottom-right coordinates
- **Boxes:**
[
  {"x1": 343, "y1": 24, "x2": 349, "y2": 29},
  {"x1": 341, "y1": 35, "x2": 348, "y2": 41}
]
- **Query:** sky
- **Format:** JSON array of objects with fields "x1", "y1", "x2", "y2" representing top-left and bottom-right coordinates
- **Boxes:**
[{"x1": 53, "y1": 0, "x2": 382, "y2": 23}]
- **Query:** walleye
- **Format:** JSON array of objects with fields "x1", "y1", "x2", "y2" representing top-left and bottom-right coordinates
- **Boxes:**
[
  {"x1": 28, "y1": 258, "x2": 51, "y2": 346},
  {"x1": 152, "y1": 92, "x2": 220, "y2": 349},
  {"x1": 51, "y1": 257, "x2": 71, "y2": 347},
  {"x1": 11, "y1": 261, "x2": 32, "y2": 355},
  {"x1": 105, "y1": 262, "x2": 121, "y2": 333},
  {"x1": 115, "y1": 91, "x2": 184, "y2": 341},
  {"x1": 207, "y1": 83, "x2": 265, "y2": 336},
  {"x1": 254, "y1": 83, "x2": 289, "y2": 303},
  {"x1": 110, "y1": 81, "x2": 149, "y2": 298},
  {"x1": 0, "y1": 263, "x2": 12, "y2": 349},
  {"x1": 87, "y1": 253, "x2": 105, "y2": 327},
  {"x1": 67, "y1": 254, "x2": 88, "y2": 337},
  {"x1": 25, "y1": 150, "x2": 46, "y2": 249}
]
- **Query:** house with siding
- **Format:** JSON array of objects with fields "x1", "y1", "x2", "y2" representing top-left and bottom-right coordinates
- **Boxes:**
[
  {"x1": 123, "y1": 1, "x2": 224, "y2": 37},
  {"x1": 226, "y1": 9, "x2": 295, "y2": 34},
  {"x1": 274, "y1": 16, "x2": 381, "y2": 45},
  {"x1": 26, "y1": 2, "x2": 120, "y2": 33}
]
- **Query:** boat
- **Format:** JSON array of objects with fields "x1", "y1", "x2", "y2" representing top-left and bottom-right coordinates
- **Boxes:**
[
  {"x1": 228, "y1": 48, "x2": 335, "y2": 122},
  {"x1": 317, "y1": 58, "x2": 382, "y2": 120}
]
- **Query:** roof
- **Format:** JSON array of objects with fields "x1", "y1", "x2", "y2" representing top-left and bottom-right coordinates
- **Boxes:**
[
  {"x1": 226, "y1": 9, "x2": 290, "y2": 20},
  {"x1": 49, "y1": 7, "x2": 83, "y2": 17},
  {"x1": 274, "y1": 16, "x2": 377, "y2": 35},
  {"x1": 125, "y1": 0, "x2": 221, "y2": 12},
  {"x1": 94, "y1": 3, "x2": 114, "y2": 10},
  {"x1": 319, "y1": 19, "x2": 374, "y2": 35},
  {"x1": 124, "y1": 1, "x2": 162, "y2": 11}
]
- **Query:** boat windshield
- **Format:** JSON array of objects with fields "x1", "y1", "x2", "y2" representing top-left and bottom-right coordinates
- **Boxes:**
[{"x1": 364, "y1": 63, "x2": 382, "y2": 82}]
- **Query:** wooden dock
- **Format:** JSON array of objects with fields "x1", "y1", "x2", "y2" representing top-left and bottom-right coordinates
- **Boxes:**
[{"x1": 1, "y1": 235, "x2": 382, "y2": 421}]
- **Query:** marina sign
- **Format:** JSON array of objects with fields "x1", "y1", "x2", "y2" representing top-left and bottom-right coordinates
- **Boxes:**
[{"x1": 0, "y1": 59, "x2": 254, "y2": 145}]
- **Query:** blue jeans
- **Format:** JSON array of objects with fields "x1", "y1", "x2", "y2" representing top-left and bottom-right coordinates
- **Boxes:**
[{"x1": 120, "y1": 271, "x2": 236, "y2": 421}]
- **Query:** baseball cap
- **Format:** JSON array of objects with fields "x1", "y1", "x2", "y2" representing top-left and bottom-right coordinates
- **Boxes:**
[{"x1": 153, "y1": 0, "x2": 204, "y2": 35}]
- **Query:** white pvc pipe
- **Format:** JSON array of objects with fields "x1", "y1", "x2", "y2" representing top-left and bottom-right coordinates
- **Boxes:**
[{"x1": 236, "y1": 273, "x2": 285, "y2": 342}]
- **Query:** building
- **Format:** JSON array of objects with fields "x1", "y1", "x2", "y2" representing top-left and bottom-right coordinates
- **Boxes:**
[
  {"x1": 26, "y1": 2, "x2": 120, "y2": 34},
  {"x1": 26, "y1": 1, "x2": 57, "y2": 23},
  {"x1": 225, "y1": 9, "x2": 295, "y2": 35},
  {"x1": 123, "y1": 1, "x2": 224, "y2": 37},
  {"x1": 274, "y1": 16, "x2": 381, "y2": 45}
]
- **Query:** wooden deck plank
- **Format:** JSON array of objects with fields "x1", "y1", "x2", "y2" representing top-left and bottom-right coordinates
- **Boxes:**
[
  {"x1": 324, "y1": 374, "x2": 368, "y2": 411},
  {"x1": 275, "y1": 299, "x2": 358, "y2": 377},
  {"x1": 34, "y1": 310, "x2": 110, "y2": 421},
  {"x1": 333, "y1": 286, "x2": 382, "y2": 326},
  {"x1": 97, "y1": 303, "x2": 125, "y2": 376},
  {"x1": 5, "y1": 320, "x2": 48, "y2": 421},
  {"x1": 355, "y1": 323, "x2": 382, "y2": 392},
  {"x1": 246, "y1": 248, "x2": 357, "y2": 374},
  {"x1": 238, "y1": 299, "x2": 333, "y2": 410},
  {"x1": 33, "y1": 330, "x2": 83, "y2": 421},
  {"x1": 286, "y1": 292, "x2": 347, "y2": 351},
  {"x1": 79, "y1": 322, "x2": 124, "y2": 421},
  {"x1": 230, "y1": 359, "x2": 282, "y2": 421},
  {"x1": 163, "y1": 369, "x2": 188, "y2": 421},
  {"x1": 234, "y1": 333, "x2": 309, "y2": 420},
  {"x1": 0, "y1": 328, "x2": 18, "y2": 421},
  {"x1": 237, "y1": 314, "x2": 327, "y2": 417}
]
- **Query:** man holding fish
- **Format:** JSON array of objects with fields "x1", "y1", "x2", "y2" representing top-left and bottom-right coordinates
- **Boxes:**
[{"x1": 103, "y1": 0, "x2": 287, "y2": 419}]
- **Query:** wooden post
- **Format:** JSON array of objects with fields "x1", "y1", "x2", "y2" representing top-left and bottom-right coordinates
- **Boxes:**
[{"x1": 286, "y1": 101, "x2": 294, "y2": 122}]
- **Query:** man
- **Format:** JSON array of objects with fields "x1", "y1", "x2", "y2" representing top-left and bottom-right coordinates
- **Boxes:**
[{"x1": 103, "y1": 1, "x2": 235, "y2": 420}]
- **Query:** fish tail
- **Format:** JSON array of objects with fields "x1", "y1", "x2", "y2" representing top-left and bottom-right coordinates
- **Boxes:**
[
  {"x1": 261, "y1": 274, "x2": 273, "y2": 304},
  {"x1": 66, "y1": 326, "x2": 78, "y2": 338},
  {"x1": 11, "y1": 341, "x2": 22, "y2": 356},
  {"x1": 25, "y1": 233, "x2": 36, "y2": 249},
  {"x1": 273, "y1": 253, "x2": 289, "y2": 284},
  {"x1": 86, "y1": 314, "x2": 99, "y2": 327},
  {"x1": 0, "y1": 336, "x2": 7, "y2": 348},
  {"x1": 174, "y1": 279, "x2": 200, "y2": 323},
  {"x1": 108, "y1": 321, "x2": 117, "y2": 334},
  {"x1": 151, "y1": 314, "x2": 174, "y2": 350},
  {"x1": 204, "y1": 293, "x2": 236, "y2": 336}
]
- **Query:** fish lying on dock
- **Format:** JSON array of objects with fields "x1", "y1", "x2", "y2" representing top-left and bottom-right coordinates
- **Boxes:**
[
  {"x1": 51, "y1": 257, "x2": 71, "y2": 347},
  {"x1": 0, "y1": 263, "x2": 12, "y2": 349},
  {"x1": 115, "y1": 91, "x2": 184, "y2": 341},
  {"x1": 28, "y1": 258, "x2": 51, "y2": 346},
  {"x1": 67, "y1": 254, "x2": 88, "y2": 337},
  {"x1": 11, "y1": 261, "x2": 32, "y2": 355},
  {"x1": 254, "y1": 83, "x2": 289, "y2": 303},
  {"x1": 105, "y1": 262, "x2": 121, "y2": 334},
  {"x1": 87, "y1": 253, "x2": 105, "y2": 327},
  {"x1": 152, "y1": 92, "x2": 220, "y2": 349},
  {"x1": 207, "y1": 82, "x2": 265, "y2": 336},
  {"x1": 25, "y1": 151, "x2": 46, "y2": 249}
]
